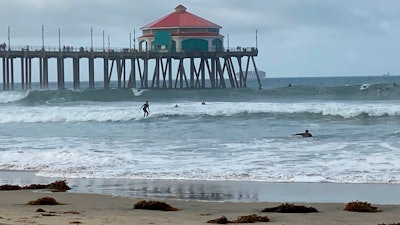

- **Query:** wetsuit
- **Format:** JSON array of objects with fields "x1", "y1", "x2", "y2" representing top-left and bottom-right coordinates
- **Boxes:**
[
  {"x1": 295, "y1": 130, "x2": 313, "y2": 137},
  {"x1": 142, "y1": 103, "x2": 149, "y2": 114}
]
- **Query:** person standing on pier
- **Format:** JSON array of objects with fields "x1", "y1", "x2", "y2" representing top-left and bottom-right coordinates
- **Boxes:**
[{"x1": 141, "y1": 101, "x2": 150, "y2": 117}]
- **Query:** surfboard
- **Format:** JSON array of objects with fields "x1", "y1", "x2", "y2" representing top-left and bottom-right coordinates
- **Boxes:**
[
  {"x1": 360, "y1": 84, "x2": 370, "y2": 90},
  {"x1": 132, "y1": 88, "x2": 146, "y2": 96}
]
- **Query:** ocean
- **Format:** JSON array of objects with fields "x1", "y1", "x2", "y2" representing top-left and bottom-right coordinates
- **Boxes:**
[{"x1": 1, "y1": 76, "x2": 400, "y2": 202}]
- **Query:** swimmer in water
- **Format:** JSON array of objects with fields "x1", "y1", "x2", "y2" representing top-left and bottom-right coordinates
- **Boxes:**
[{"x1": 294, "y1": 129, "x2": 313, "y2": 137}]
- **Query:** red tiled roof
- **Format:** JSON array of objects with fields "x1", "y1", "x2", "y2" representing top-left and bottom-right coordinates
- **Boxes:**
[
  {"x1": 141, "y1": 5, "x2": 221, "y2": 29},
  {"x1": 140, "y1": 32, "x2": 224, "y2": 38}
]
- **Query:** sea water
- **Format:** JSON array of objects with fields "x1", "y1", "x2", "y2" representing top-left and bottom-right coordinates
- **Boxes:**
[{"x1": 1, "y1": 76, "x2": 400, "y2": 200}]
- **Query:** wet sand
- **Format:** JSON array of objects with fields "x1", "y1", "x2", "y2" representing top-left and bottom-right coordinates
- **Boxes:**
[
  {"x1": 1, "y1": 170, "x2": 400, "y2": 224},
  {"x1": 1, "y1": 170, "x2": 400, "y2": 204}
]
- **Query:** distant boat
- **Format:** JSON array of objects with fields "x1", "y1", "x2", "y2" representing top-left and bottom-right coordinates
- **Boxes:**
[{"x1": 382, "y1": 72, "x2": 390, "y2": 76}]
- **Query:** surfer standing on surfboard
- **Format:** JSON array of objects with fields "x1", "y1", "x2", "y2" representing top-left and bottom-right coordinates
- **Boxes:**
[{"x1": 141, "y1": 101, "x2": 150, "y2": 117}]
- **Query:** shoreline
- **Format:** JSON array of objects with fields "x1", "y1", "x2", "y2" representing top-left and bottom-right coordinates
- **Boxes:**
[
  {"x1": 1, "y1": 190, "x2": 400, "y2": 225},
  {"x1": 1, "y1": 170, "x2": 400, "y2": 204}
]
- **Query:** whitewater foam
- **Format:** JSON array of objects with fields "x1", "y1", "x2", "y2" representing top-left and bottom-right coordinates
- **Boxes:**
[
  {"x1": 0, "y1": 90, "x2": 29, "y2": 103},
  {"x1": 1, "y1": 129, "x2": 399, "y2": 184}
]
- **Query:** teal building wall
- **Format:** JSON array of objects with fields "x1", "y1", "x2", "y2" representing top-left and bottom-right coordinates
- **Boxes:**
[
  {"x1": 150, "y1": 31, "x2": 222, "y2": 52},
  {"x1": 212, "y1": 39, "x2": 222, "y2": 52},
  {"x1": 153, "y1": 31, "x2": 172, "y2": 51},
  {"x1": 182, "y1": 39, "x2": 208, "y2": 52}
]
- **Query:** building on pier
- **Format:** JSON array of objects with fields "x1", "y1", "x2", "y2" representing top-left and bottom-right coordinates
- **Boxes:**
[
  {"x1": 138, "y1": 5, "x2": 223, "y2": 53},
  {"x1": 0, "y1": 5, "x2": 262, "y2": 91}
]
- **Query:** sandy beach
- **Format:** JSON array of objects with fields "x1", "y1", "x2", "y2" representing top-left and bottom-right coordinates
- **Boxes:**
[
  {"x1": 2, "y1": 171, "x2": 400, "y2": 224},
  {"x1": 0, "y1": 190, "x2": 399, "y2": 225}
]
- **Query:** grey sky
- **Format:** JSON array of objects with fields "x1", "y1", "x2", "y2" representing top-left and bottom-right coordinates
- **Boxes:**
[{"x1": 1, "y1": 0, "x2": 400, "y2": 77}]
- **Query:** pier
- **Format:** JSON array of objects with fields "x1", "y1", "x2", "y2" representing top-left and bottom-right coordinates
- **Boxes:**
[
  {"x1": 0, "y1": 46, "x2": 261, "y2": 91},
  {"x1": 1, "y1": 5, "x2": 262, "y2": 91}
]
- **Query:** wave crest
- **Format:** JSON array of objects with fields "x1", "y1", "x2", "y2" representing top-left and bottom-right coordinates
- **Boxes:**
[{"x1": 0, "y1": 101, "x2": 398, "y2": 123}]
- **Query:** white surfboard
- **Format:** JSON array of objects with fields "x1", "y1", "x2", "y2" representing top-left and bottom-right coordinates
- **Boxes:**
[
  {"x1": 360, "y1": 84, "x2": 370, "y2": 90},
  {"x1": 132, "y1": 88, "x2": 146, "y2": 96}
]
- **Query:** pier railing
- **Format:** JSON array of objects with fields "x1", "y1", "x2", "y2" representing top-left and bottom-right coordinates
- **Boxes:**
[{"x1": 0, "y1": 45, "x2": 257, "y2": 54}]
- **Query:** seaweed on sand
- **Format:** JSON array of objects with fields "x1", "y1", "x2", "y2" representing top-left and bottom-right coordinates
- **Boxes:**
[
  {"x1": 27, "y1": 197, "x2": 61, "y2": 205},
  {"x1": 344, "y1": 201, "x2": 381, "y2": 212},
  {"x1": 207, "y1": 216, "x2": 229, "y2": 224},
  {"x1": 133, "y1": 200, "x2": 179, "y2": 211},
  {"x1": 0, "y1": 180, "x2": 71, "y2": 192},
  {"x1": 0, "y1": 184, "x2": 21, "y2": 190},
  {"x1": 262, "y1": 203, "x2": 318, "y2": 213},
  {"x1": 24, "y1": 180, "x2": 71, "y2": 192},
  {"x1": 207, "y1": 214, "x2": 270, "y2": 224},
  {"x1": 231, "y1": 214, "x2": 270, "y2": 223}
]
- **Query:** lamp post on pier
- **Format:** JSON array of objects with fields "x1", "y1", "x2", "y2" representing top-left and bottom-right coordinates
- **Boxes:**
[
  {"x1": 7, "y1": 26, "x2": 10, "y2": 50},
  {"x1": 108, "y1": 35, "x2": 110, "y2": 51},
  {"x1": 90, "y1": 27, "x2": 93, "y2": 51},
  {"x1": 58, "y1": 28, "x2": 61, "y2": 51},
  {"x1": 227, "y1": 33, "x2": 229, "y2": 50},
  {"x1": 42, "y1": 25, "x2": 45, "y2": 50},
  {"x1": 256, "y1": 29, "x2": 258, "y2": 50},
  {"x1": 102, "y1": 30, "x2": 105, "y2": 52}
]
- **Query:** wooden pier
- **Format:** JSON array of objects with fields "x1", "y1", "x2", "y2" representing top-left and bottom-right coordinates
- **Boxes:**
[{"x1": 0, "y1": 45, "x2": 261, "y2": 91}]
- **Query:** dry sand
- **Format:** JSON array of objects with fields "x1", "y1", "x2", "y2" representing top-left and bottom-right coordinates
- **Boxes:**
[{"x1": 1, "y1": 190, "x2": 399, "y2": 225}]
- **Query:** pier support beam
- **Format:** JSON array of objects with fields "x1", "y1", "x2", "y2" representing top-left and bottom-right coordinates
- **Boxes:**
[
  {"x1": 161, "y1": 58, "x2": 172, "y2": 89},
  {"x1": 39, "y1": 58, "x2": 43, "y2": 89},
  {"x1": 6, "y1": 58, "x2": 10, "y2": 90},
  {"x1": 88, "y1": 57, "x2": 94, "y2": 89},
  {"x1": 20, "y1": 58, "x2": 24, "y2": 90},
  {"x1": 43, "y1": 58, "x2": 48, "y2": 89},
  {"x1": 73, "y1": 57, "x2": 80, "y2": 89},
  {"x1": 1, "y1": 58, "x2": 4, "y2": 90},
  {"x1": 57, "y1": 57, "x2": 64, "y2": 90},
  {"x1": 143, "y1": 59, "x2": 148, "y2": 88},
  {"x1": 9, "y1": 58, "x2": 14, "y2": 90},
  {"x1": 2, "y1": 58, "x2": 6, "y2": 90},
  {"x1": 167, "y1": 58, "x2": 172, "y2": 89},
  {"x1": 209, "y1": 58, "x2": 216, "y2": 88},
  {"x1": 152, "y1": 58, "x2": 160, "y2": 88},
  {"x1": 116, "y1": 59, "x2": 124, "y2": 88},
  {"x1": 216, "y1": 57, "x2": 226, "y2": 88},
  {"x1": 103, "y1": 58, "x2": 109, "y2": 89},
  {"x1": 237, "y1": 57, "x2": 245, "y2": 87},
  {"x1": 25, "y1": 58, "x2": 32, "y2": 90},
  {"x1": 128, "y1": 57, "x2": 136, "y2": 88},
  {"x1": 190, "y1": 58, "x2": 195, "y2": 88},
  {"x1": 250, "y1": 56, "x2": 262, "y2": 89}
]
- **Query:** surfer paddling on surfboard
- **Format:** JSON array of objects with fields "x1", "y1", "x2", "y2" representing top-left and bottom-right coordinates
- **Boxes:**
[
  {"x1": 141, "y1": 101, "x2": 150, "y2": 117},
  {"x1": 294, "y1": 129, "x2": 313, "y2": 137}
]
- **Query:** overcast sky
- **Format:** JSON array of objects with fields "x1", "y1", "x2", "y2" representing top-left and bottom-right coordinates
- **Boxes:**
[{"x1": 1, "y1": 0, "x2": 400, "y2": 77}]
